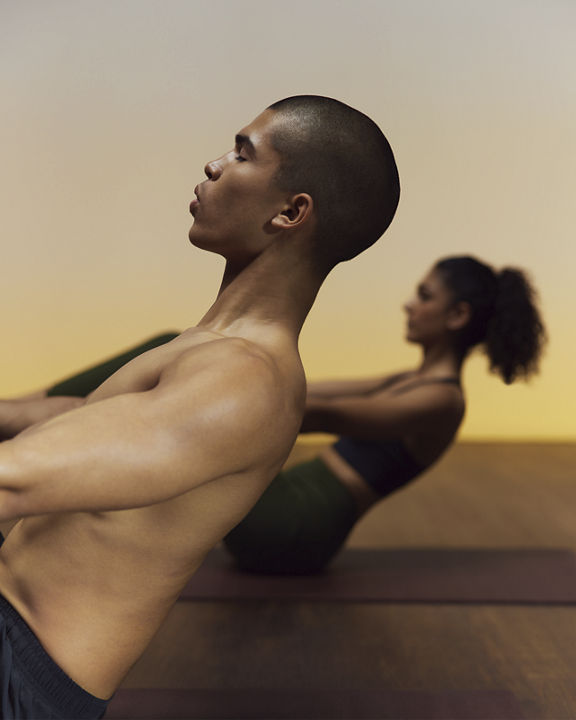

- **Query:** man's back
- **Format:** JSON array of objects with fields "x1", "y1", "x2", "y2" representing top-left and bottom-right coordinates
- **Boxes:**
[{"x1": 0, "y1": 328, "x2": 305, "y2": 697}]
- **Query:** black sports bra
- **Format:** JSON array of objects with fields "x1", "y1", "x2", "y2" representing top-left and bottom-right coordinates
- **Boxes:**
[{"x1": 332, "y1": 377, "x2": 460, "y2": 496}]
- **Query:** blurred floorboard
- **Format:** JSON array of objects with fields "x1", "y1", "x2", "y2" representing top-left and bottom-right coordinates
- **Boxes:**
[
  {"x1": 125, "y1": 602, "x2": 575, "y2": 718},
  {"x1": 121, "y1": 442, "x2": 576, "y2": 718}
]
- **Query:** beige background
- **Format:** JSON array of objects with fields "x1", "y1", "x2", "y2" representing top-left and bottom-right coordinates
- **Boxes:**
[{"x1": 1, "y1": 0, "x2": 574, "y2": 440}]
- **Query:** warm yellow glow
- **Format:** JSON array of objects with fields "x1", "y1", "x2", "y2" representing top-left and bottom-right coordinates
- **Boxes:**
[{"x1": 1, "y1": 1, "x2": 574, "y2": 440}]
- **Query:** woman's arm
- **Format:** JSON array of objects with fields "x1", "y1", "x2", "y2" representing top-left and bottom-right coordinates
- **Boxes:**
[
  {"x1": 306, "y1": 371, "x2": 411, "y2": 399},
  {"x1": 301, "y1": 384, "x2": 464, "y2": 440}
]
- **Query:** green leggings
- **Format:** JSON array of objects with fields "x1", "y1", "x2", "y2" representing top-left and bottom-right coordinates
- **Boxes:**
[
  {"x1": 223, "y1": 457, "x2": 357, "y2": 574},
  {"x1": 45, "y1": 332, "x2": 358, "y2": 574}
]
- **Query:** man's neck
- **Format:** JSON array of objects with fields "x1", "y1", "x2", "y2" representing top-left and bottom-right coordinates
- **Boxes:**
[{"x1": 197, "y1": 239, "x2": 327, "y2": 345}]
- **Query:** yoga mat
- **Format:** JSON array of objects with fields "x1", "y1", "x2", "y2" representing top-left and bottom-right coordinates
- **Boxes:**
[
  {"x1": 106, "y1": 688, "x2": 526, "y2": 719},
  {"x1": 180, "y1": 547, "x2": 576, "y2": 604}
]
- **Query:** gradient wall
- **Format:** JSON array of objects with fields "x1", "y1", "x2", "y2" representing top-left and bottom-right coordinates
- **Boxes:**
[{"x1": 1, "y1": 0, "x2": 574, "y2": 440}]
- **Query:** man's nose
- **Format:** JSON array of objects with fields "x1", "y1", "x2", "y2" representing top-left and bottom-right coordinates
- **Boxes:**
[{"x1": 204, "y1": 159, "x2": 223, "y2": 181}]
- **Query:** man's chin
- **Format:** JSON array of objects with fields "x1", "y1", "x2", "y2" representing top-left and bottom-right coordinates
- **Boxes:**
[
  {"x1": 188, "y1": 226, "x2": 207, "y2": 248},
  {"x1": 188, "y1": 230, "x2": 224, "y2": 257}
]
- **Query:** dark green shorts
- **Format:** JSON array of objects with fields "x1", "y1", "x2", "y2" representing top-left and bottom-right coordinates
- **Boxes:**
[{"x1": 223, "y1": 458, "x2": 357, "y2": 574}]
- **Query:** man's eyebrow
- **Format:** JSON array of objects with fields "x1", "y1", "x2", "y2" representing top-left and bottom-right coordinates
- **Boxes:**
[{"x1": 235, "y1": 133, "x2": 256, "y2": 156}]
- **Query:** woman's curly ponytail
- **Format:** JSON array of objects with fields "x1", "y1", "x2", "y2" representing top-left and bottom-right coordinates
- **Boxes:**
[
  {"x1": 435, "y1": 256, "x2": 546, "y2": 384},
  {"x1": 485, "y1": 268, "x2": 546, "y2": 384}
]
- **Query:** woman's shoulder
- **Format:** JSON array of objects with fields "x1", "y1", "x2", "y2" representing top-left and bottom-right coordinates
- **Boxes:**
[
  {"x1": 377, "y1": 372, "x2": 461, "y2": 397},
  {"x1": 381, "y1": 373, "x2": 465, "y2": 423}
]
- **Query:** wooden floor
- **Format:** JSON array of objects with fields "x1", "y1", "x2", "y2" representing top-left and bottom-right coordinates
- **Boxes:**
[{"x1": 123, "y1": 443, "x2": 576, "y2": 719}]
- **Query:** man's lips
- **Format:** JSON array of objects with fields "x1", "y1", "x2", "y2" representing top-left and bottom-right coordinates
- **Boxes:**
[{"x1": 189, "y1": 186, "x2": 200, "y2": 215}]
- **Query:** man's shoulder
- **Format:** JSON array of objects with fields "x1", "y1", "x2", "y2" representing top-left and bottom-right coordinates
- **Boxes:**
[
  {"x1": 161, "y1": 334, "x2": 295, "y2": 414},
  {"x1": 159, "y1": 335, "x2": 302, "y2": 450},
  {"x1": 172, "y1": 334, "x2": 279, "y2": 379}
]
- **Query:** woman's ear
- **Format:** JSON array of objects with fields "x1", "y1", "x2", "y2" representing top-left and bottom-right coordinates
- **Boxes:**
[
  {"x1": 447, "y1": 301, "x2": 472, "y2": 331},
  {"x1": 270, "y1": 193, "x2": 314, "y2": 231}
]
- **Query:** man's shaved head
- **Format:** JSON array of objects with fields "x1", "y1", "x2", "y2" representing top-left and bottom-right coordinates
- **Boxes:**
[{"x1": 267, "y1": 95, "x2": 400, "y2": 271}]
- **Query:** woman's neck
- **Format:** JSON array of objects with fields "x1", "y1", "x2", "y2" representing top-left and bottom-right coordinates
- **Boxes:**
[{"x1": 416, "y1": 341, "x2": 464, "y2": 379}]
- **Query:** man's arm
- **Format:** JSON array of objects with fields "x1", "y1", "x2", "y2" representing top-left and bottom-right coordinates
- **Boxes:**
[
  {"x1": 0, "y1": 344, "x2": 283, "y2": 522},
  {"x1": 0, "y1": 332, "x2": 182, "y2": 440},
  {"x1": 0, "y1": 396, "x2": 85, "y2": 441}
]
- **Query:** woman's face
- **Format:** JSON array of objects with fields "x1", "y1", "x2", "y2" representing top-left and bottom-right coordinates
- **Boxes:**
[{"x1": 403, "y1": 268, "x2": 457, "y2": 346}]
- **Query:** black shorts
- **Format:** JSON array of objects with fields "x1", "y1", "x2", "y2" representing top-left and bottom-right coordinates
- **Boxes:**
[{"x1": 0, "y1": 593, "x2": 109, "y2": 719}]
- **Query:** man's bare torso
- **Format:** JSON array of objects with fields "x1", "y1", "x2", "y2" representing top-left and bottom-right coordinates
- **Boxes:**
[{"x1": 0, "y1": 328, "x2": 304, "y2": 697}]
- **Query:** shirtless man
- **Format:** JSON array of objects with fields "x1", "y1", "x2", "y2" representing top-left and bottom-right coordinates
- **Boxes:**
[{"x1": 0, "y1": 95, "x2": 400, "y2": 719}]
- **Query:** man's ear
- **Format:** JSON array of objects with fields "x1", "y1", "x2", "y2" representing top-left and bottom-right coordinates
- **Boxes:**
[
  {"x1": 446, "y1": 301, "x2": 472, "y2": 331},
  {"x1": 270, "y1": 193, "x2": 314, "y2": 231}
]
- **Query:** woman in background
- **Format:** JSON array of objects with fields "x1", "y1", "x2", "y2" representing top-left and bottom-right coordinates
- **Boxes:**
[
  {"x1": 223, "y1": 255, "x2": 545, "y2": 573},
  {"x1": 0, "y1": 256, "x2": 545, "y2": 573}
]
